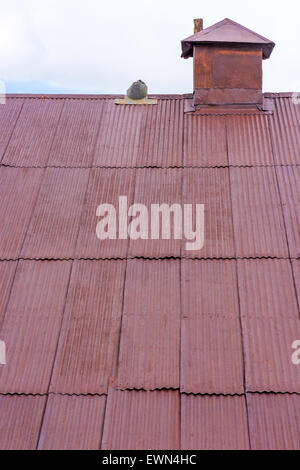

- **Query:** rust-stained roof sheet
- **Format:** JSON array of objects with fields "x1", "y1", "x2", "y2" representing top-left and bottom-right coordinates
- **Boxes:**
[
  {"x1": 230, "y1": 167, "x2": 289, "y2": 258},
  {"x1": 0, "y1": 260, "x2": 72, "y2": 393},
  {"x1": 237, "y1": 259, "x2": 300, "y2": 392},
  {"x1": 75, "y1": 168, "x2": 136, "y2": 259},
  {"x1": 182, "y1": 168, "x2": 235, "y2": 258},
  {"x1": 1, "y1": 99, "x2": 64, "y2": 166},
  {"x1": 117, "y1": 259, "x2": 180, "y2": 390},
  {"x1": 181, "y1": 395, "x2": 250, "y2": 449},
  {"x1": 0, "y1": 395, "x2": 46, "y2": 450},
  {"x1": 0, "y1": 168, "x2": 44, "y2": 259},
  {"x1": 0, "y1": 93, "x2": 299, "y2": 450},
  {"x1": 38, "y1": 395, "x2": 106, "y2": 450},
  {"x1": 181, "y1": 260, "x2": 244, "y2": 394},
  {"x1": 21, "y1": 168, "x2": 90, "y2": 259},
  {"x1": 247, "y1": 393, "x2": 300, "y2": 450},
  {"x1": 101, "y1": 389, "x2": 180, "y2": 450},
  {"x1": 50, "y1": 260, "x2": 126, "y2": 394},
  {"x1": 128, "y1": 169, "x2": 182, "y2": 258}
]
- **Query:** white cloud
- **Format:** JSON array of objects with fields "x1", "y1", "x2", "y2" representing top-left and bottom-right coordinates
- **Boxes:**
[{"x1": 0, "y1": 0, "x2": 299, "y2": 93}]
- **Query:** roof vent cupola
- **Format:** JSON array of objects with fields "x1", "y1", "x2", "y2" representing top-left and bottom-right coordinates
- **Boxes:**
[{"x1": 181, "y1": 18, "x2": 275, "y2": 109}]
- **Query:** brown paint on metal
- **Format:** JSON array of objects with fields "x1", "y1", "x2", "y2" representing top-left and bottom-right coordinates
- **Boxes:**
[{"x1": 193, "y1": 45, "x2": 262, "y2": 105}]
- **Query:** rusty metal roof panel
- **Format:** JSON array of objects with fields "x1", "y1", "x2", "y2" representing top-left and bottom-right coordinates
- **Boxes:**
[
  {"x1": 276, "y1": 165, "x2": 300, "y2": 258},
  {"x1": 226, "y1": 115, "x2": 274, "y2": 165},
  {"x1": 2, "y1": 98, "x2": 64, "y2": 167},
  {"x1": 247, "y1": 393, "x2": 300, "y2": 450},
  {"x1": 184, "y1": 115, "x2": 227, "y2": 167},
  {"x1": 38, "y1": 395, "x2": 106, "y2": 450},
  {"x1": 292, "y1": 260, "x2": 299, "y2": 301},
  {"x1": 128, "y1": 169, "x2": 182, "y2": 258},
  {"x1": 237, "y1": 259, "x2": 300, "y2": 393},
  {"x1": 181, "y1": 395, "x2": 250, "y2": 449},
  {"x1": 47, "y1": 99, "x2": 106, "y2": 167},
  {"x1": 181, "y1": 259, "x2": 244, "y2": 394},
  {"x1": 75, "y1": 168, "x2": 135, "y2": 259},
  {"x1": 182, "y1": 168, "x2": 235, "y2": 258},
  {"x1": 0, "y1": 168, "x2": 44, "y2": 259},
  {"x1": 0, "y1": 261, "x2": 18, "y2": 328},
  {"x1": 101, "y1": 389, "x2": 180, "y2": 450},
  {"x1": 117, "y1": 259, "x2": 180, "y2": 390},
  {"x1": 230, "y1": 167, "x2": 289, "y2": 258},
  {"x1": 0, "y1": 260, "x2": 72, "y2": 393},
  {"x1": 50, "y1": 260, "x2": 126, "y2": 394},
  {"x1": 269, "y1": 97, "x2": 300, "y2": 165},
  {"x1": 21, "y1": 168, "x2": 90, "y2": 259},
  {"x1": 0, "y1": 395, "x2": 46, "y2": 450},
  {"x1": 93, "y1": 99, "x2": 183, "y2": 167},
  {"x1": 0, "y1": 98, "x2": 24, "y2": 162}
]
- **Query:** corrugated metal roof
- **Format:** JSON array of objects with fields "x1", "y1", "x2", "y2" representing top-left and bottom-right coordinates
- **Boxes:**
[
  {"x1": 0, "y1": 93, "x2": 299, "y2": 450},
  {"x1": 75, "y1": 168, "x2": 136, "y2": 259},
  {"x1": 0, "y1": 260, "x2": 72, "y2": 393},
  {"x1": 0, "y1": 261, "x2": 18, "y2": 328},
  {"x1": 182, "y1": 168, "x2": 235, "y2": 258},
  {"x1": 184, "y1": 115, "x2": 227, "y2": 167},
  {"x1": 93, "y1": 99, "x2": 183, "y2": 167},
  {"x1": 48, "y1": 99, "x2": 106, "y2": 167},
  {"x1": 0, "y1": 168, "x2": 44, "y2": 259},
  {"x1": 247, "y1": 393, "x2": 300, "y2": 449},
  {"x1": 269, "y1": 96, "x2": 300, "y2": 165},
  {"x1": 0, "y1": 395, "x2": 46, "y2": 449},
  {"x1": 128, "y1": 169, "x2": 182, "y2": 258},
  {"x1": 292, "y1": 259, "x2": 300, "y2": 302},
  {"x1": 230, "y1": 167, "x2": 289, "y2": 258},
  {"x1": 50, "y1": 260, "x2": 126, "y2": 394},
  {"x1": 2, "y1": 98, "x2": 64, "y2": 166},
  {"x1": 38, "y1": 395, "x2": 106, "y2": 449},
  {"x1": 181, "y1": 259, "x2": 244, "y2": 394},
  {"x1": 276, "y1": 165, "x2": 300, "y2": 258},
  {"x1": 226, "y1": 115, "x2": 274, "y2": 166},
  {"x1": 181, "y1": 395, "x2": 250, "y2": 449},
  {"x1": 21, "y1": 168, "x2": 90, "y2": 259},
  {"x1": 117, "y1": 259, "x2": 180, "y2": 390},
  {"x1": 101, "y1": 389, "x2": 180, "y2": 450},
  {"x1": 237, "y1": 259, "x2": 300, "y2": 392},
  {"x1": 0, "y1": 98, "x2": 24, "y2": 161}
]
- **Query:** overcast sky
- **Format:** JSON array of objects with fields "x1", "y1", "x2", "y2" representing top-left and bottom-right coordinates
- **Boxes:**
[{"x1": 1, "y1": 0, "x2": 299, "y2": 95}]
